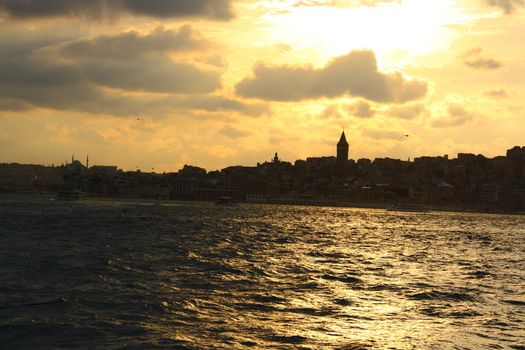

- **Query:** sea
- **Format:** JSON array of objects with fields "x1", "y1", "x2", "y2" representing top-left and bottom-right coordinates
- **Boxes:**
[{"x1": 0, "y1": 197, "x2": 524, "y2": 349}]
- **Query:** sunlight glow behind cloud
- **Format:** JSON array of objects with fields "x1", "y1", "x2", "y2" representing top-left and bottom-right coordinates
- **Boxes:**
[
  {"x1": 0, "y1": 0, "x2": 523, "y2": 171},
  {"x1": 264, "y1": 0, "x2": 467, "y2": 64}
]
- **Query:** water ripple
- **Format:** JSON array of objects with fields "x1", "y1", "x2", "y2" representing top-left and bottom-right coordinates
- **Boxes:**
[{"x1": 0, "y1": 199, "x2": 524, "y2": 349}]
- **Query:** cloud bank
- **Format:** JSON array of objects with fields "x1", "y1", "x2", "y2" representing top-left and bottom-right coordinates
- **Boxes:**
[
  {"x1": 0, "y1": 26, "x2": 265, "y2": 117},
  {"x1": 0, "y1": 0, "x2": 234, "y2": 20},
  {"x1": 236, "y1": 50, "x2": 428, "y2": 103}
]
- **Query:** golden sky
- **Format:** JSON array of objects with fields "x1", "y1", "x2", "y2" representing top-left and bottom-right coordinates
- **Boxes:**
[{"x1": 0, "y1": 0, "x2": 523, "y2": 171}]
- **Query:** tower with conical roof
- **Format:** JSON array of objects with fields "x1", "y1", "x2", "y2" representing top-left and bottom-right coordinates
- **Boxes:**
[{"x1": 337, "y1": 131, "x2": 349, "y2": 163}]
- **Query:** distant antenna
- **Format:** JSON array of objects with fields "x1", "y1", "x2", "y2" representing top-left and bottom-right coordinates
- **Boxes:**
[{"x1": 86, "y1": 155, "x2": 89, "y2": 168}]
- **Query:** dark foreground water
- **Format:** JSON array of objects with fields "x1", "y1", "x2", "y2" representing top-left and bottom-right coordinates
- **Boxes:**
[{"x1": 0, "y1": 198, "x2": 524, "y2": 349}]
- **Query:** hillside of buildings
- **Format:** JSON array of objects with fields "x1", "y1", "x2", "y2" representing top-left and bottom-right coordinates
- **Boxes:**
[{"x1": 1, "y1": 140, "x2": 524, "y2": 213}]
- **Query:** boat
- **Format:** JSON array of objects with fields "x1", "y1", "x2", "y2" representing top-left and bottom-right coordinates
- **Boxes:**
[
  {"x1": 387, "y1": 203, "x2": 430, "y2": 212},
  {"x1": 56, "y1": 190, "x2": 83, "y2": 201},
  {"x1": 215, "y1": 196, "x2": 238, "y2": 206}
]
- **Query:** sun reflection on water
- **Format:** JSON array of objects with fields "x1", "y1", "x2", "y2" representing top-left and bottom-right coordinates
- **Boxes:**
[{"x1": 1, "y1": 201, "x2": 524, "y2": 349}]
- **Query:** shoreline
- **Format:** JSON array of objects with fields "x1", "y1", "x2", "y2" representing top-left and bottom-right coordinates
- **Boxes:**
[{"x1": 1, "y1": 192, "x2": 523, "y2": 216}]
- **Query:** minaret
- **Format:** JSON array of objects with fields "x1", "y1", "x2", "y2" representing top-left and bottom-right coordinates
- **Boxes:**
[
  {"x1": 337, "y1": 131, "x2": 349, "y2": 163},
  {"x1": 86, "y1": 155, "x2": 89, "y2": 169}
]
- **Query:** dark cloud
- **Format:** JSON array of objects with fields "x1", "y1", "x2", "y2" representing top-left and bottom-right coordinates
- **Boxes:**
[
  {"x1": 123, "y1": 0, "x2": 233, "y2": 20},
  {"x1": 461, "y1": 48, "x2": 502, "y2": 70},
  {"x1": 0, "y1": 82, "x2": 265, "y2": 117},
  {"x1": 0, "y1": 0, "x2": 234, "y2": 20},
  {"x1": 485, "y1": 0, "x2": 524, "y2": 14},
  {"x1": 0, "y1": 0, "x2": 105, "y2": 19},
  {"x1": 0, "y1": 98, "x2": 33, "y2": 111},
  {"x1": 84, "y1": 59, "x2": 220, "y2": 94},
  {"x1": 60, "y1": 25, "x2": 206, "y2": 60},
  {"x1": 0, "y1": 26, "x2": 265, "y2": 117},
  {"x1": 55, "y1": 26, "x2": 219, "y2": 94},
  {"x1": 0, "y1": 26, "x2": 220, "y2": 95},
  {"x1": 236, "y1": 50, "x2": 428, "y2": 103}
]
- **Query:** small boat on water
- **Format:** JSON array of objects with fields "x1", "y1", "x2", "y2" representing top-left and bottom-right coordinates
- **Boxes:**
[
  {"x1": 56, "y1": 190, "x2": 83, "y2": 201},
  {"x1": 387, "y1": 203, "x2": 430, "y2": 212},
  {"x1": 215, "y1": 196, "x2": 238, "y2": 206}
]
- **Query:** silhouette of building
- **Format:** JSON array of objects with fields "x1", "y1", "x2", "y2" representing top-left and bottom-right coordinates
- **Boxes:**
[
  {"x1": 1, "y1": 141, "x2": 524, "y2": 212},
  {"x1": 507, "y1": 146, "x2": 525, "y2": 160},
  {"x1": 337, "y1": 131, "x2": 349, "y2": 163},
  {"x1": 506, "y1": 146, "x2": 525, "y2": 185}
]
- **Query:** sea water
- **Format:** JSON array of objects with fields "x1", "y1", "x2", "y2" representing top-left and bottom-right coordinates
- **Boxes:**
[{"x1": 1, "y1": 198, "x2": 524, "y2": 349}]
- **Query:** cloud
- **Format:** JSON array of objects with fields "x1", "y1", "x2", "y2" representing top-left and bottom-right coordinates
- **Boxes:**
[
  {"x1": 60, "y1": 26, "x2": 220, "y2": 94},
  {"x1": 174, "y1": 96, "x2": 268, "y2": 116},
  {"x1": 218, "y1": 126, "x2": 252, "y2": 139},
  {"x1": 485, "y1": 0, "x2": 524, "y2": 14},
  {"x1": 483, "y1": 89, "x2": 510, "y2": 98},
  {"x1": 197, "y1": 55, "x2": 228, "y2": 68},
  {"x1": 460, "y1": 48, "x2": 502, "y2": 70},
  {"x1": 320, "y1": 104, "x2": 343, "y2": 119},
  {"x1": 347, "y1": 100, "x2": 376, "y2": 118},
  {"x1": 0, "y1": 84, "x2": 266, "y2": 117},
  {"x1": 275, "y1": 43, "x2": 293, "y2": 53},
  {"x1": 0, "y1": 26, "x2": 266, "y2": 117},
  {"x1": 236, "y1": 50, "x2": 428, "y2": 103},
  {"x1": 60, "y1": 25, "x2": 207, "y2": 60},
  {"x1": 0, "y1": 0, "x2": 234, "y2": 20},
  {"x1": 0, "y1": 98, "x2": 33, "y2": 111},
  {"x1": 431, "y1": 102, "x2": 475, "y2": 128},
  {"x1": 123, "y1": 0, "x2": 233, "y2": 19},
  {"x1": 388, "y1": 103, "x2": 427, "y2": 120},
  {"x1": 0, "y1": 26, "x2": 220, "y2": 95}
]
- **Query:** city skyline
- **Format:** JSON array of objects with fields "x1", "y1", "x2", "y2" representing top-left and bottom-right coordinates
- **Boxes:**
[
  {"x1": 2, "y1": 135, "x2": 523, "y2": 213},
  {"x1": 0, "y1": 0, "x2": 524, "y2": 171},
  {"x1": 8, "y1": 132, "x2": 522, "y2": 175}
]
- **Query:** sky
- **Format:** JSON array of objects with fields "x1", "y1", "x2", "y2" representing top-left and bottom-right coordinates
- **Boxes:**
[{"x1": 0, "y1": 0, "x2": 523, "y2": 172}]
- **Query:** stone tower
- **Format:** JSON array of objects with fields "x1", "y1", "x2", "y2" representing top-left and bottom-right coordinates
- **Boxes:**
[{"x1": 337, "y1": 131, "x2": 349, "y2": 163}]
